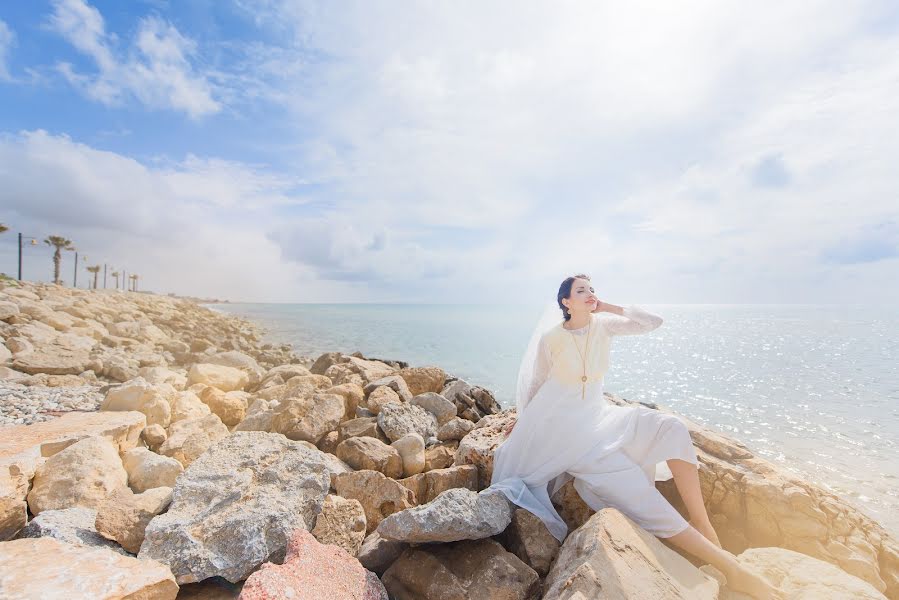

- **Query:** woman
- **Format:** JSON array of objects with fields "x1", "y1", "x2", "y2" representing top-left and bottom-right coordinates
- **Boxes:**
[{"x1": 481, "y1": 274, "x2": 780, "y2": 599}]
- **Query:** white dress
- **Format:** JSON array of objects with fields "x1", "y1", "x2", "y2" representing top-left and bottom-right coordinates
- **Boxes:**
[{"x1": 481, "y1": 306, "x2": 698, "y2": 543}]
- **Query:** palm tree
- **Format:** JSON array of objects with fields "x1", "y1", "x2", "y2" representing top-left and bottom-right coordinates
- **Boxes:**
[
  {"x1": 86, "y1": 265, "x2": 101, "y2": 289},
  {"x1": 112, "y1": 270, "x2": 120, "y2": 289},
  {"x1": 43, "y1": 236, "x2": 75, "y2": 285},
  {"x1": 130, "y1": 274, "x2": 139, "y2": 292}
]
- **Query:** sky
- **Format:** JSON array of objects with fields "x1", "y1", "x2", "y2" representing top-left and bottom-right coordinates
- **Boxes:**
[{"x1": 0, "y1": 0, "x2": 897, "y2": 304}]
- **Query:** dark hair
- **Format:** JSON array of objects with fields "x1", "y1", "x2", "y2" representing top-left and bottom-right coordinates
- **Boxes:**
[{"x1": 558, "y1": 273, "x2": 590, "y2": 321}]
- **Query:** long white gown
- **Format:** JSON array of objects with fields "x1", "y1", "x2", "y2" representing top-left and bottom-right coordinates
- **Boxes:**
[{"x1": 481, "y1": 305, "x2": 698, "y2": 543}]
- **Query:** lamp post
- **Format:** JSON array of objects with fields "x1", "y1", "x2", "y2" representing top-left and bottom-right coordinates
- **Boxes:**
[{"x1": 17, "y1": 233, "x2": 38, "y2": 281}]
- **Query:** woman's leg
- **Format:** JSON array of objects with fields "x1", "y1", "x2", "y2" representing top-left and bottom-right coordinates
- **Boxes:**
[
  {"x1": 665, "y1": 527, "x2": 781, "y2": 600},
  {"x1": 667, "y1": 458, "x2": 720, "y2": 547}
]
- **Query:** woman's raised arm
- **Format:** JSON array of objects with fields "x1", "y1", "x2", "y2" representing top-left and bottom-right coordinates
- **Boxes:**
[{"x1": 595, "y1": 303, "x2": 663, "y2": 336}]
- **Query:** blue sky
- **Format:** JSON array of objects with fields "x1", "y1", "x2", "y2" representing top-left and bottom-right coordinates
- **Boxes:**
[{"x1": 0, "y1": 1, "x2": 897, "y2": 303}]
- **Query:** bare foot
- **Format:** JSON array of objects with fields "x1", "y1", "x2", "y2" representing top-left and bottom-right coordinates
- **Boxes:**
[
  {"x1": 725, "y1": 563, "x2": 784, "y2": 600},
  {"x1": 690, "y1": 518, "x2": 722, "y2": 548}
]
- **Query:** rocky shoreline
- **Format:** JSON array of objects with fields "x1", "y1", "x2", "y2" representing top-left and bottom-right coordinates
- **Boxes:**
[{"x1": 0, "y1": 281, "x2": 896, "y2": 599}]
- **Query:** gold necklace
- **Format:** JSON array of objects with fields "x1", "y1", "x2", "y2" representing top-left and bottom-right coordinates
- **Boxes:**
[{"x1": 565, "y1": 318, "x2": 592, "y2": 399}]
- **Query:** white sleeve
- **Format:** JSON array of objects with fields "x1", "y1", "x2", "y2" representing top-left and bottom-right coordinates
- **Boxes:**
[
  {"x1": 523, "y1": 335, "x2": 552, "y2": 409},
  {"x1": 599, "y1": 305, "x2": 663, "y2": 337}
]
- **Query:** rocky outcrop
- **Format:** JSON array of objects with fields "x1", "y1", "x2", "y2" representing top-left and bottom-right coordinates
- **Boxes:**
[
  {"x1": 139, "y1": 432, "x2": 330, "y2": 584},
  {"x1": 542, "y1": 508, "x2": 720, "y2": 599},
  {"x1": 0, "y1": 537, "x2": 178, "y2": 599}
]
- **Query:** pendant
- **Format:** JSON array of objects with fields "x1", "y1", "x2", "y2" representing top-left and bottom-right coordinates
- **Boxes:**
[{"x1": 581, "y1": 375, "x2": 587, "y2": 382}]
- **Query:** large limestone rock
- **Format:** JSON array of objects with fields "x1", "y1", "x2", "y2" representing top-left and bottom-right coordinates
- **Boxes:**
[
  {"x1": 21, "y1": 507, "x2": 128, "y2": 555},
  {"x1": 364, "y1": 375, "x2": 413, "y2": 402},
  {"x1": 199, "y1": 386, "x2": 247, "y2": 426},
  {"x1": 158, "y1": 413, "x2": 230, "y2": 467},
  {"x1": 324, "y1": 356, "x2": 395, "y2": 387},
  {"x1": 542, "y1": 508, "x2": 720, "y2": 600},
  {"x1": 497, "y1": 508, "x2": 561, "y2": 578},
  {"x1": 338, "y1": 416, "x2": 390, "y2": 444},
  {"x1": 454, "y1": 411, "x2": 514, "y2": 488},
  {"x1": 441, "y1": 378, "x2": 501, "y2": 422},
  {"x1": 187, "y1": 363, "x2": 249, "y2": 392},
  {"x1": 327, "y1": 382, "x2": 364, "y2": 421},
  {"x1": 411, "y1": 392, "x2": 457, "y2": 425},
  {"x1": 140, "y1": 432, "x2": 331, "y2": 584},
  {"x1": 377, "y1": 402, "x2": 437, "y2": 444},
  {"x1": 377, "y1": 488, "x2": 512, "y2": 544},
  {"x1": 11, "y1": 343, "x2": 89, "y2": 375},
  {"x1": 396, "y1": 366, "x2": 446, "y2": 396},
  {"x1": 240, "y1": 529, "x2": 388, "y2": 600},
  {"x1": 334, "y1": 470, "x2": 417, "y2": 535},
  {"x1": 0, "y1": 468, "x2": 26, "y2": 540},
  {"x1": 204, "y1": 351, "x2": 264, "y2": 386},
  {"x1": 392, "y1": 433, "x2": 425, "y2": 478},
  {"x1": 398, "y1": 464, "x2": 478, "y2": 505},
  {"x1": 365, "y1": 385, "x2": 402, "y2": 414},
  {"x1": 437, "y1": 416, "x2": 475, "y2": 441},
  {"x1": 95, "y1": 486, "x2": 173, "y2": 554},
  {"x1": 0, "y1": 537, "x2": 178, "y2": 599},
  {"x1": 27, "y1": 436, "x2": 128, "y2": 515},
  {"x1": 311, "y1": 494, "x2": 367, "y2": 557},
  {"x1": 122, "y1": 447, "x2": 184, "y2": 492},
  {"x1": 382, "y1": 538, "x2": 539, "y2": 600},
  {"x1": 357, "y1": 531, "x2": 408, "y2": 576},
  {"x1": 336, "y1": 436, "x2": 403, "y2": 479},
  {"x1": 169, "y1": 390, "x2": 211, "y2": 424},
  {"x1": 101, "y1": 377, "x2": 174, "y2": 428},
  {"x1": 726, "y1": 546, "x2": 887, "y2": 599},
  {"x1": 271, "y1": 392, "x2": 345, "y2": 444}
]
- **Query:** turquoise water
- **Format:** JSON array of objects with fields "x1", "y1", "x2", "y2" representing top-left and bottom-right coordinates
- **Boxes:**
[{"x1": 207, "y1": 302, "x2": 899, "y2": 534}]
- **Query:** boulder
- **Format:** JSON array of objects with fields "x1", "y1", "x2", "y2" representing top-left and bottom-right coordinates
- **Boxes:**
[
  {"x1": 424, "y1": 441, "x2": 458, "y2": 471},
  {"x1": 391, "y1": 433, "x2": 425, "y2": 477},
  {"x1": 96, "y1": 486, "x2": 173, "y2": 554},
  {"x1": 377, "y1": 488, "x2": 512, "y2": 544},
  {"x1": 437, "y1": 416, "x2": 475, "y2": 441},
  {"x1": 0, "y1": 300, "x2": 20, "y2": 320},
  {"x1": 311, "y1": 494, "x2": 367, "y2": 557},
  {"x1": 366, "y1": 385, "x2": 401, "y2": 414},
  {"x1": 140, "y1": 432, "x2": 330, "y2": 584},
  {"x1": 454, "y1": 411, "x2": 513, "y2": 488},
  {"x1": 122, "y1": 447, "x2": 184, "y2": 492},
  {"x1": 336, "y1": 436, "x2": 403, "y2": 479},
  {"x1": 239, "y1": 529, "x2": 387, "y2": 600},
  {"x1": 396, "y1": 366, "x2": 446, "y2": 396},
  {"x1": 139, "y1": 366, "x2": 187, "y2": 389},
  {"x1": 382, "y1": 538, "x2": 539, "y2": 600},
  {"x1": 27, "y1": 436, "x2": 128, "y2": 515},
  {"x1": 441, "y1": 379, "x2": 501, "y2": 422},
  {"x1": 187, "y1": 363, "x2": 249, "y2": 392},
  {"x1": 0, "y1": 468, "x2": 26, "y2": 540},
  {"x1": 0, "y1": 537, "x2": 178, "y2": 599},
  {"x1": 101, "y1": 377, "x2": 173, "y2": 428},
  {"x1": 326, "y1": 383, "x2": 364, "y2": 420},
  {"x1": 205, "y1": 351, "x2": 264, "y2": 386},
  {"x1": 357, "y1": 531, "x2": 408, "y2": 576},
  {"x1": 496, "y1": 508, "x2": 561, "y2": 577},
  {"x1": 142, "y1": 423, "x2": 168, "y2": 450},
  {"x1": 169, "y1": 390, "x2": 211, "y2": 424},
  {"x1": 199, "y1": 386, "x2": 247, "y2": 426},
  {"x1": 11, "y1": 343, "x2": 89, "y2": 375},
  {"x1": 377, "y1": 402, "x2": 437, "y2": 444},
  {"x1": 364, "y1": 375, "x2": 413, "y2": 403},
  {"x1": 398, "y1": 464, "x2": 478, "y2": 505},
  {"x1": 271, "y1": 393, "x2": 345, "y2": 444},
  {"x1": 411, "y1": 392, "x2": 457, "y2": 425},
  {"x1": 542, "y1": 508, "x2": 719, "y2": 600},
  {"x1": 338, "y1": 416, "x2": 390, "y2": 444},
  {"x1": 158, "y1": 413, "x2": 230, "y2": 467},
  {"x1": 20, "y1": 507, "x2": 128, "y2": 555},
  {"x1": 334, "y1": 470, "x2": 417, "y2": 535}
]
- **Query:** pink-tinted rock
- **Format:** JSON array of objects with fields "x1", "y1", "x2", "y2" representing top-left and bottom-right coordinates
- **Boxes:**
[{"x1": 239, "y1": 529, "x2": 387, "y2": 600}]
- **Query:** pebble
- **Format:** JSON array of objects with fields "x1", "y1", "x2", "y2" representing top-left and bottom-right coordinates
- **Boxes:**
[{"x1": 0, "y1": 381, "x2": 104, "y2": 427}]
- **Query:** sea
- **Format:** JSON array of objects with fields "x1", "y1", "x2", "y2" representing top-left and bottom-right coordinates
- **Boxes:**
[{"x1": 206, "y1": 302, "x2": 899, "y2": 535}]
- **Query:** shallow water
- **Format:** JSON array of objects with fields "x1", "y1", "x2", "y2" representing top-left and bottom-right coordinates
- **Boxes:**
[{"x1": 208, "y1": 302, "x2": 899, "y2": 534}]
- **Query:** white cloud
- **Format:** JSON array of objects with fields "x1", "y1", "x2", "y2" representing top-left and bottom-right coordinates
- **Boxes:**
[
  {"x1": 47, "y1": 0, "x2": 219, "y2": 117},
  {"x1": 0, "y1": 19, "x2": 14, "y2": 80}
]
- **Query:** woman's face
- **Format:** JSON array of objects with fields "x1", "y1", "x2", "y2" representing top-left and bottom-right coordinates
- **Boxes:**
[{"x1": 564, "y1": 278, "x2": 598, "y2": 313}]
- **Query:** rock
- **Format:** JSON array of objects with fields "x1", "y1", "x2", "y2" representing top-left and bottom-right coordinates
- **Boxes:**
[
  {"x1": 424, "y1": 441, "x2": 458, "y2": 471},
  {"x1": 726, "y1": 546, "x2": 887, "y2": 599},
  {"x1": 0, "y1": 301, "x2": 20, "y2": 320},
  {"x1": 311, "y1": 494, "x2": 367, "y2": 557},
  {"x1": 0, "y1": 537, "x2": 178, "y2": 599},
  {"x1": 199, "y1": 386, "x2": 247, "y2": 426},
  {"x1": 239, "y1": 529, "x2": 388, "y2": 600},
  {"x1": 0, "y1": 366, "x2": 26, "y2": 380},
  {"x1": 338, "y1": 416, "x2": 390, "y2": 444},
  {"x1": 377, "y1": 402, "x2": 437, "y2": 444},
  {"x1": 336, "y1": 436, "x2": 403, "y2": 479},
  {"x1": 551, "y1": 478, "x2": 595, "y2": 532},
  {"x1": 334, "y1": 470, "x2": 417, "y2": 535},
  {"x1": 0, "y1": 343, "x2": 10, "y2": 363},
  {"x1": 382, "y1": 538, "x2": 539, "y2": 600},
  {"x1": 169, "y1": 390, "x2": 211, "y2": 424},
  {"x1": 391, "y1": 433, "x2": 425, "y2": 477},
  {"x1": 454, "y1": 411, "x2": 513, "y2": 488},
  {"x1": 271, "y1": 393, "x2": 345, "y2": 444},
  {"x1": 377, "y1": 487, "x2": 512, "y2": 543},
  {"x1": 20, "y1": 507, "x2": 128, "y2": 555},
  {"x1": 411, "y1": 392, "x2": 457, "y2": 425},
  {"x1": 542, "y1": 508, "x2": 719, "y2": 600},
  {"x1": 396, "y1": 366, "x2": 445, "y2": 396},
  {"x1": 398, "y1": 464, "x2": 478, "y2": 505},
  {"x1": 122, "y1": 447, "x2": 184, "y2": 492},
  {"x1": 497, "y1": 508, "x2": 561, "y2": 577},
  {"x1": 326, "y1": 383, "x2": 364, "y2": 420},
  {"x1": 187, "y1": 363, "x2": 249, "y2": 392},
  {"x1": 5, "y1": 336, "x2": 33, "y2": 356},
  {"x1": 205, "y1": 351, "x2": 264, "y2": 386},
  {"x1": 234, "y1": 398, "x2": 277, "y2": 432},
  {"x1": 442, "y1": 379, "x2": 501, "y2": 422},
  {"x1": 11, "y1": 343, "x2": 90, "y2": 375},
  {"x1": 158, "y1": 413, "x2": 229, "y2": 467},
  {"x1": 437, "y1": 416, "x2": 474, "y2": 441},
  {"x1": 139, "y1": 366, "x2": 187, "y2": 389},
  {"x1": 101, "y1": 377, "x2": 173, "y2": 428},
  {"x1": 139, "y1": 432, "x2": 330, "y2": 584},
  {"x1": 317, "y1": 430, "x2": 340, "y2": 453},
  {"x1": 366, "y1": 385, "x2": 401, "y2": 414},
  {"x1": 142, "y1": 423, "x2": 168, "y2": 450},
  {"x1": 27, "y1": 436, "x2": 128, "y2": 515},
  {"x1": 324, "y1": 356, "x2": 395, "y2": 387},
  {"x1": 364, "y1": 375, "x2": 413, "y2": 402},
  {"x1": 357, "y1": 531, "x2": 408, "y2": 576},
  {"x1": 0, "y1": 468, "x2": 26, "y2": 540},
  {"x1": 95, "y1": 486, "x2": 173, "y2": 554}
]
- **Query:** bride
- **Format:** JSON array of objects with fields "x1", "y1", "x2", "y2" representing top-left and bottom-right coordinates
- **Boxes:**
[{"x1": 481, "y1": 274, "x2": 781, "y2": 599}]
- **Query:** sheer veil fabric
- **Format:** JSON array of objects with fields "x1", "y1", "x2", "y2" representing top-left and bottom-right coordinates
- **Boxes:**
[{"x1": 482, "y1": 300, "x2": 669, "y2": 542}]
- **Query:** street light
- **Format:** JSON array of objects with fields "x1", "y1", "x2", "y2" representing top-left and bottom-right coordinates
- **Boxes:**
[{"x1": 17, "y1": 233, "x2": 38, "y2": 281}]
